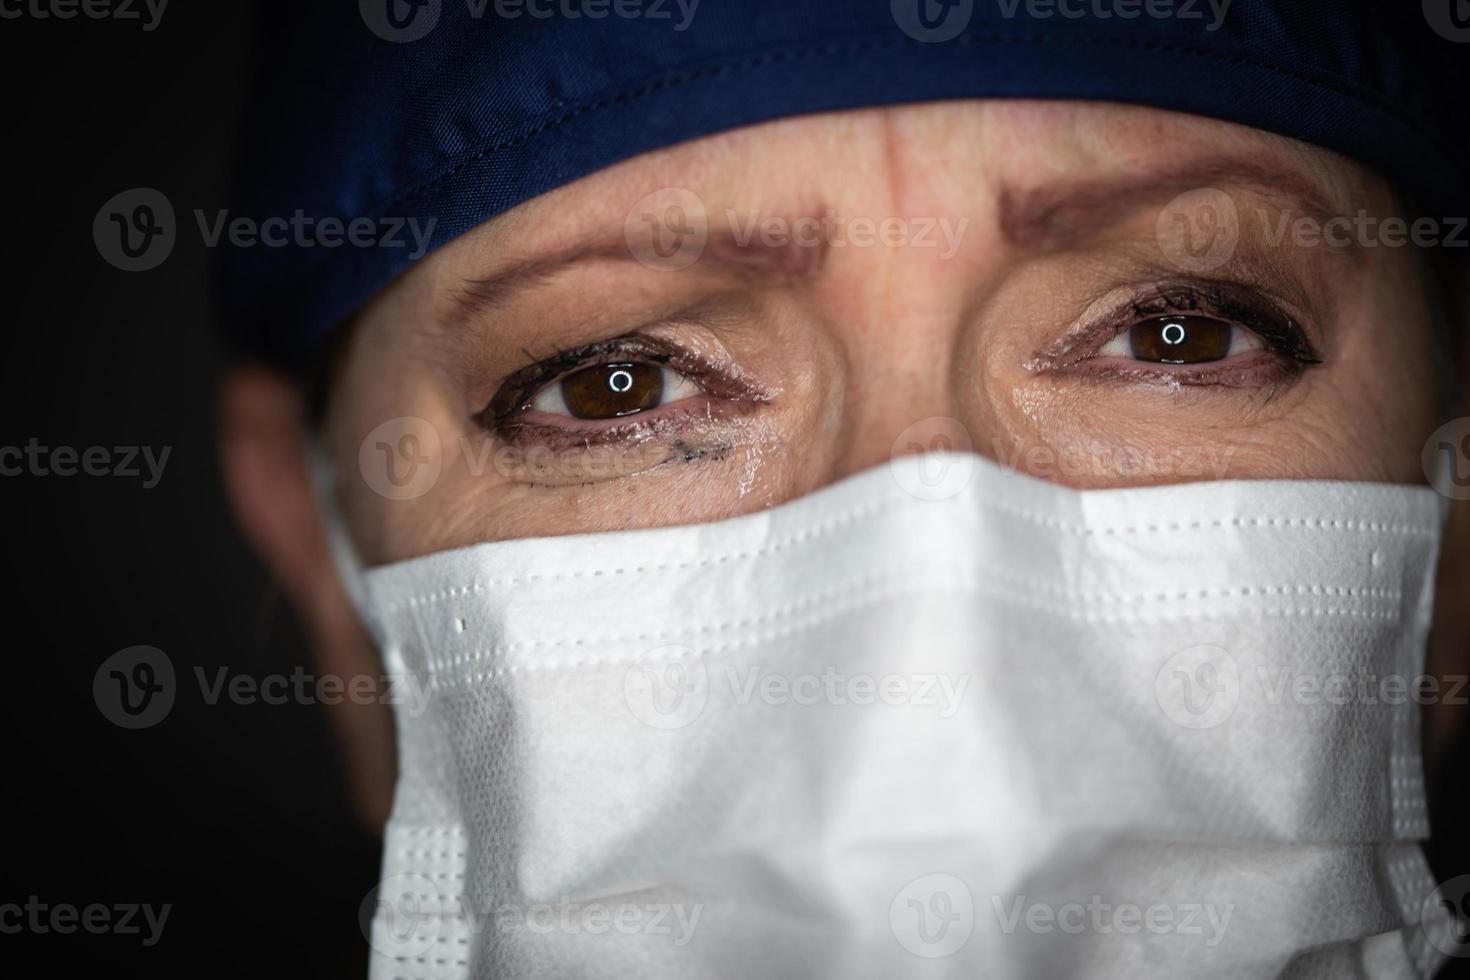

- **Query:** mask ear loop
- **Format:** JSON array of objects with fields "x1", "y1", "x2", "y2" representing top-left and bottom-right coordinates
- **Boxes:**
[
  {"x1": 308, "y1": 439, "x2": 402, "y2": 673},
  {"x1": 1429, "y1": 443, "x2": 1456, "y2": 499},
  {"x1": 1425, "y1": 443, "x2": 1457, "y2": 535}
]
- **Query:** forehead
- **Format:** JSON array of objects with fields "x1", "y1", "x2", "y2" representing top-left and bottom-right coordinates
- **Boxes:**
[
  {"x1": 436, "y1": 99, "x2": 1379, "y2": 267},
  {"x1": 354, "y1": 98, "x2": 1391, "y2": 345}
]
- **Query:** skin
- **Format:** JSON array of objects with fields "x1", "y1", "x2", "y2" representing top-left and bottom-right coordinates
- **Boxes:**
[{"x1": 218, "y1": 100, "x2": 1469, "y2": 828}]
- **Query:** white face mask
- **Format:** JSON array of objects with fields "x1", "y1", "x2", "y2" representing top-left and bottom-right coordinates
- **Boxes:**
[{"x1": 334, "y1": 453, "x2": 1458, "y2": 979}]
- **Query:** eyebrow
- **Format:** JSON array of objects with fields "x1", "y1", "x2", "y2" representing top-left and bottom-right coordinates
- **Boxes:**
[
  {"x1": 447, "y1": 156, "x2": 1354, "y2": 328},
  {"x1": 997, "y1": 157, "x2": 1352, "y2": 251},
  {"x1": 446, "y1": 222, "x2": 830, "y2": 330}
]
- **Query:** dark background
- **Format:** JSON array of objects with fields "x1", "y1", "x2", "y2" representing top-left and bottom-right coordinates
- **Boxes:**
[
  {"x1": 0, "y1": 4, "x2": 376, "y2": 975},
  {"x1": 0, "y1": 3, "x2": 1465, "y2": 977}
]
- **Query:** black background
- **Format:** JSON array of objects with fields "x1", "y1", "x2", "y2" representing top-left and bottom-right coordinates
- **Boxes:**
[
  {"x1": 0, "y1": 2, "x2": 1465, "y2": 977},
  {"x1": 1, "y1": 4, "x2": 375, "y2": 976}
]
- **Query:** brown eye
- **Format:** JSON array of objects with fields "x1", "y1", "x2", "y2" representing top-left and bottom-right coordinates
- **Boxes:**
[
  {"x1": 555, "y1": 362, "x2": 665, "y2": 420},
  {"x1": 1127, "y1": 315, "x2": 1235, "y2": 364}
]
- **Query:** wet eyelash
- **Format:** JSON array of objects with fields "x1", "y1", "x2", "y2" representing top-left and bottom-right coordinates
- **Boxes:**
[
  {"x1": 1031, "y1": 280, "x2": 1323, "y2": 372},
  {"x1": 474, "y1": 336, "x2": 680, "y2": 430},
  {"x1": 474, "y1": 333, "x2": 768, "y2": 434},
  {"x1": 1118, "y1": 283, "x2": 1321, "y2": 364}
]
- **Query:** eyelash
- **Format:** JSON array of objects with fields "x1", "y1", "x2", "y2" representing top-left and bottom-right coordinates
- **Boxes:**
[
  {"x1": 478, "y1": 280, "x2": 1320, "y2": 446},
  {"x1": 474, "y1": 335, "x2": 758, "y2": 445},
  {"x1": 1035, "y1": 280, "x2": 1322, "y2": 384}
]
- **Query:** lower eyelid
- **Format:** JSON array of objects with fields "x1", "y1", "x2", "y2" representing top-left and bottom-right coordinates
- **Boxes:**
[{"x1": 504, "y1": 396, "x2": 725, "y2": 442}]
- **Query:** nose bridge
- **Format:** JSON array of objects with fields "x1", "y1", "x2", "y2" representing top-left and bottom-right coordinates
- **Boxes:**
[
  {"x1": 822, "y1": 301, "x2": 965, "y2": 485},
  {"x1": 815, "y1": 218, "x2": 1001, "y2": 486},
  {"x1": 813, "y1": 103, "x2": 1003, "y2": 486}
]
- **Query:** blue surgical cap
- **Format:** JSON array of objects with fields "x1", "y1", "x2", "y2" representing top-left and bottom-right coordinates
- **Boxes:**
[{"x1": 221, "y1": 1, "x2": 1470, "y2": 367}]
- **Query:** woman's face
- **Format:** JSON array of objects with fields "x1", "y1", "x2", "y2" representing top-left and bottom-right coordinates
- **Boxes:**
[{"x1": 324, "y1": 100, "x2": 1446, "y2": 566}]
